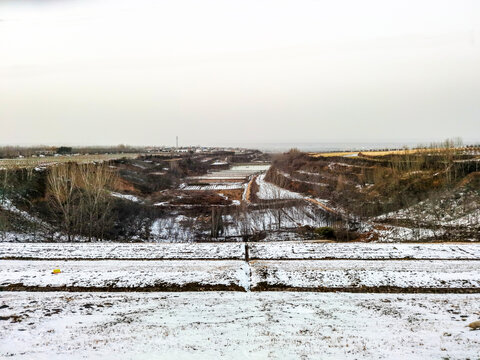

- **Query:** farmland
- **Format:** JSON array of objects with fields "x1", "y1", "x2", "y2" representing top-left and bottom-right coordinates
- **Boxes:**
[
  {"x1": 1, "y1": 146, "x2": 480, "y2": 358},
  {"x1": 309, "y1": 146, "x2": 480, "y2": 158},
  {"x1": 1, "y1": 241, "x2": 480, "y2": 358},
  {"x1": 3, "y1": 0, "x2": 480, "y2": 356},
  {"x1": 4, "y1": 145, "x2": 478, "y2": 243},
  {"x1": 0, "y1": 153, "x2": 142, "y2": 169},
  {"x1": 2, "y1": 292, "x2": 480, "y2": 359},
  {"x1": 1, "y1": 242, "x2": 480, "y2": 292}
]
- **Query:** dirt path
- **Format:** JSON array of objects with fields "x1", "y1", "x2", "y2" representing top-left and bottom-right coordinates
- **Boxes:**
[{"x1": 243, "y1": 175, "x2": 257, "y2": 204}]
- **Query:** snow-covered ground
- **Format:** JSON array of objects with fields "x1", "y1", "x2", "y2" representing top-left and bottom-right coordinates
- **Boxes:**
[
  {"x1": 110, "y1": 192, "x2": 142, "y2": 203},
  {"x1": 0, "y1": 232, "x2": 46, "y2": 243},
  {"x1": 1, "y1": 258, "x2": 479, "y2": 291},
  {"x1": 189, "y1": 164, "x2": 270, "y2": 181},
  {"x1": 277, "y1": 170, "x2": 329, "y2": 186},
  {"x1": 0, "y1": 242, "x2": 245, "y2": 260},
  {"x1": 146, "y1": 203, "x2": 331, "y2": 241},
  {"x1": 373, "y1": 225, "x2": 439, "y2": 242},
  {"x1": 1, "y1": 240, "x2": 479, "y2": 358},
  {"x1": 230, "y1": 164, "x2": 271, "y2": 171},
  {"x1": 4, "y1": 242, "x2": 479, "y2": 260},
  {"x1": 150, "y1": 215, "x2": 200, "y2": 242},
  {"x1": 0, "y1": 198, "x2": 46, "y2": 225},
  {"x1": 256, "y1": 174, "x2": 303, "y2": 200},
  {"x1": 1, "y1": 292, "x2": 479, "y2": 359},
  {"x1": 251, "y1": 260, "x2": 480, "y2": 290},
  {"x1": 222, "y1": 205, "x2": 330, "y2": 236},
  {"x1": 249, "y1": 242, "x2": 480, "y2": 260},
  {"x1": 374, "y1": 191, "x2": 480, "y2": 229},
  {"x1": 182, "y1": 183, "x2": 243, "y2": 190},
  {"x1": 0, "y1": 260, "x2": 248, "y2": 290}
]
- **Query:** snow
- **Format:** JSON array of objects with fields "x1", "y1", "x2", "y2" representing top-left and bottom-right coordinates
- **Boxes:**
[
  {"x1": 0, "y1": 232, "x2": 42, "y2": 243},
  {"x1": 0, "y1": 237, "x2": 479, "y2": 358},
  {"x1": 0, "y1": 198, "x2": 45, "y2": 224},
  {"x1": 1, "y1": 257, "x2": 479, "y2": 291},
  {"x1": 148, "y1": 213, "x2": 213, "y2": 240},
  {"x1": 191, "y1": 174, "x2": 249, "y2": 180},
  {"x1": 0, "y1": 260, "x2": 246, "y2": 289},
  {"x1": 251, "y1": 260, "x2": 480, "y2": 289},
  {"x1": 374, "y1": 225, "x2": 438, "y2": 242},
  {"x1": 255, "y1": 174, "x2": 303, "y2": 200},
  {"x1": 131, "y1": 163, "x2": 147, "y2": 169},
  {"x1": 375, "y1": 191, "x2": 480, "y2": 229},
  {"x1": 148, "y1": 201, "x2": 331, "y2": 241},
  {"x1": 277, "y1": 170, "x2": 328, "y2": 186},
  {"x1": 0, "y1": 242, "x2": 245, "y2": 260},
  {"x1": 237, "y1": 262, "x2": 251, "y2": 291},
  {"x1": 328, "y1": 162, "x2": 357, "y2": 170},
  {"x1": 242, "y1": 180, "x2": 250, "y2": 201},
  {"x1": 110, "y1": 192, "x2": 141, "y2": 203},
  {"x1": 222, "y1": 205, "x2": 330, "y2": 236},
  {"x1": 3, "y1": 242, "x2": 479, "y2": 261},
  {"x1": 296, "y1": 170, "x2": 321, "y2": 176},
  {"x1": 150, "y1": 215, "x2": 199, "y2": 241},
  {"x1": 153, "y1": 201, "x2": 169, "y2": 206},
  {"x1": 190, "y1": 164, "x2": 270, "y2": 181},
  {"x1": 182, "y1": 183, "x2": 243, "y2": 190},
  {"x1": 230, "y1": 164, "x2": 270, "y2": 171},
  {"x1": 1, "y1": 292, "x2": 479, "y2": 359},
  {"x1": 249, "y1": 242, "x2": 480, "y2": 260},
  {"x1": 443, "y1": 210, "x2": 480, "y2": 226}
]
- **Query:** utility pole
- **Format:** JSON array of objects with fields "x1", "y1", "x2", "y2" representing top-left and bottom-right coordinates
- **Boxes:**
[{"x1": 176, "y1": 136, "x2": 178, "y2": 149}]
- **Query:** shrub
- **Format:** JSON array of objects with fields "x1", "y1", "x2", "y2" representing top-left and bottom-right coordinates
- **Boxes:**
[
  {"x1": 314, "y1": 226, "x2": 335, "y2": 239},
  {"x1": 334, "y1": 229, "x2": 359, "y2": 242}
]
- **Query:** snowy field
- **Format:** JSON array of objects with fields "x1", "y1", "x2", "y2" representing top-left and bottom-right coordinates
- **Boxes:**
[
  {"x1": 372, "y1": 224, "x2": 480, "y2": 242},
  {"x1": 182, "y1": 183, "x2": 244, "y2": 190},
  {"x1": 249, "y1": 242, "x2": 480, "y2": 260},
  {"x1": 0, "y1": 242, "x2": 245, "y2": 260},
  {"x1": 1, "y1": 292, "x2": 479, "y2": 359},
  {"x1": 2, "y1": 242, "x2": 480, "y2": 260},
  {"x1": 250, "y1": 260, "x2": 480, "y2": 290},
  {"x1": 1, "y1": 258, "x2": 479, "y2": 291},
  {"x1": 189, "y1": 164, "x2": 270, "y2": 181},
  {"x1": 1, "y1": 241, "x2": 479, "y2": 358},
  {"x1": 256, "y1": 173, "x2": 303, "y2": 200},
  {"x1": 0, "y1": 260, "x2": 249, "y2": 291}
]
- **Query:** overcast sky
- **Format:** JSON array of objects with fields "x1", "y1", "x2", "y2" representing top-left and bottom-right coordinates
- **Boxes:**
[{"x1": 1, "y1": 0, "x2": 479, "y2": 147}]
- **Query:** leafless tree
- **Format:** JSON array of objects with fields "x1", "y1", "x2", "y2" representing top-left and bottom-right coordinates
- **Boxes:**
[
  {"x1": 211, "y1": 206, "x2": 224, "y2": 238},
  {"x1": 47, "y1": 163, "x2": 80, "y2": 241},
  {"x1": 47, "y1": 163, "x2": 118, "y2": 241},
  {"x1": 77, "y1": 163, "x2": 118, "y2": 240}
]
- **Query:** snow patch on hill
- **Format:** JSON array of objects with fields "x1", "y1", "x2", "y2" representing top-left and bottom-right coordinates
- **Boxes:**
[{"x1": 256, "y1": 174, "x2": 303, "y2": 200}]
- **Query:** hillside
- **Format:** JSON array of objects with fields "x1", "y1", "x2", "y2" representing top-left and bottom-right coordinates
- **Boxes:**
[{"x1": 266, "y1": 147, "x2": 480, "y2": 241}]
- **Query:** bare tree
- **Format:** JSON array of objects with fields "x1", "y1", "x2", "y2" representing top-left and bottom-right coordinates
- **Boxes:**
[
  {"x1": 47, "y1": 163, "x2": 80, "y2": 241},
  {"x1": 47, "y1": 163, "x2": 118, "y2": 241},
  {"x1": 211, "y1": 206, "x2": 224, "y2": 238},
  {"x1": 77, "y1": 163, "x2": 118, "y2": 241}
]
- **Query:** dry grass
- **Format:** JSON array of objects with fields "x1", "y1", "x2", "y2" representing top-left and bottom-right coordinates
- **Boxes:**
[
  {"x1": 310, "y1": 146, "x2": 480, "y2": 158},
  {"x1": 216, "y1": 189, "x2": 243, "y2": 201},
  {"x1": 309, "y1": 149, "x2": 424, "y2": 158},
  {"x1": 309, "y1": 152, "x2": 359, "y2": 158}
]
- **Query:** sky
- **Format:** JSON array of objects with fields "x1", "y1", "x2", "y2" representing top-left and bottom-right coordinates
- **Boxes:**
[{"x1": 0, "y1": 0, "x2": 479, "y2": 147}]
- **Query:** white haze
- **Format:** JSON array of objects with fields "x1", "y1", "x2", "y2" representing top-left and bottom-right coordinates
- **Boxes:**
[{"x1": 0, "y1": 0, "x2": 479, "y2": 147}]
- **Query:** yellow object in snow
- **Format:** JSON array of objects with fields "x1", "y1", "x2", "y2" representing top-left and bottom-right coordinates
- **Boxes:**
[{"x1": 52, "y1": 269, "x2": 61, "y2": 274}]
